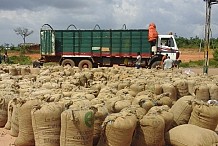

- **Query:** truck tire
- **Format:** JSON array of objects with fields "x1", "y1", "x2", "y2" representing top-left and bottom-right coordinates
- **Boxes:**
[
  {"x1": 61, "y1": 59, "x2": 75, "y2": 67},
  {"x1": 78, "y1": 60, "x2": 93, "y2": 69},
  {"x1": 151, "y1": 61, "x2": 162, "y2": 68}
]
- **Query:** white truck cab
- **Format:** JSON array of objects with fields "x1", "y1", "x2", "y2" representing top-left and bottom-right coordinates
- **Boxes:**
[
  {"x1": 156, "y1": 35, "x2": 180, "y2": 61},
  {"x1": 149, "y1": 34, "x2": 180, "y2": 68}
]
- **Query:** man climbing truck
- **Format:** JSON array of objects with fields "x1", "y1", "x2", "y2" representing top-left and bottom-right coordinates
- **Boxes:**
[{"x1": 38, "y1": 23, "x2": 180, "y2": 69}]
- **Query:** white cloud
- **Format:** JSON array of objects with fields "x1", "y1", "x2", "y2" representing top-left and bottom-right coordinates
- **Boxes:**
[{"x1": 0, "y1": 0, "x2": 218, "y2": 46}]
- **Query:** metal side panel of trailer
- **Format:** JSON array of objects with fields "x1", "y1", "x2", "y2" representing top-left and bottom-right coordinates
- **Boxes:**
[{"x1": 40, "y1": 29, "x2": 151, "y2": 58}]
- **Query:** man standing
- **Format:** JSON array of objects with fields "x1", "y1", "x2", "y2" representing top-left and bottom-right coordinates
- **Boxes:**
[
  {"x1": 163, "y1": 56, "x2": 173, "y2": 70},
  {"x1": 135, "y1": 52, "x2": 142, "y2": 69},
  {"x1": 148, "y1": 23, "x2": 158, "y2": 55}
]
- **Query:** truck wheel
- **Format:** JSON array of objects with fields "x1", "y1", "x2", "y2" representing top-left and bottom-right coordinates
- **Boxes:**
[
  {"x1": 78, "y1": 60, "x2": 93, "y2": 69},
  {"x1": 151, "y1": 61, "x2": 162, "y2": 68},
  {"x1": 61, "y1": 59, "x2": 75, "y2": 67}
]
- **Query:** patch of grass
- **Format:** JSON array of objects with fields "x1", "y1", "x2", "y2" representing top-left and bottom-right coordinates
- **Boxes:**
[
  {"x1": 180, "y1": 59, "x2": 218, "y2": 68},
  {"x1": 9, "y1": 55, "x2": 32, "y2": 65}
]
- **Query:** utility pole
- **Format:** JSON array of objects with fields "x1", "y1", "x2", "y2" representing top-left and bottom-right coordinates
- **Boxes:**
[{"x1": 203, "y1": 0, "x2": 218, "y2": 74}]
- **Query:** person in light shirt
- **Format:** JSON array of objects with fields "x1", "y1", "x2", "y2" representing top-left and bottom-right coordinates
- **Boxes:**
[
  {"x1": 163, "y1": 56, "x2": 173, "y2": 70},
  {"x1": 135, "y1": 52, "x2": 142, "y2": 69}
]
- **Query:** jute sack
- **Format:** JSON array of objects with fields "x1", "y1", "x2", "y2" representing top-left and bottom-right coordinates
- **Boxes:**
[
  {"x1": 20, "y1": 67, "x2": 30, "y2": 76},
  {"x1": 15, "y1": 99, "x2": 42, "y2": 146},
  {"x1": 147, "y1": 105, "x2": 174, "y2": 132},
  {"x1": 97, "y1": 112, "x2": 137, "y2": 146},
  {"x1": 10, "y1": 98, "x2": 22, "y2": 137},
  {"x1": 169, "y1": 96, "x2": 194, "y2": 127},
  {"x1": 131, "y1": 114, "x2": 165, "y2": 146},
  {"x1": 209, "y1": 84, "x2": 218, "y2": 100},
  {"x1": 117, "y1": 81, "x2": 131, "y2": 90},
  {"x1": 165, "y1": 124, "x2": 218, "y2": 146},
  {"x1": 187, "y1": 79, "x2": 196, "y2": 96},
  {"x1": 154, "y1": 84, "x2": 163, "y2": 95},
  {"x1": 174, "y1": 79, "x2": 190, "y2": 98},
  {"x1": 129, "y1": 82, "x2": 145, "y2": 95},
  {"x1": 90, "y1": 104, "x2": 109, "y2": 146},
  {"x1": 188, "y1": 101, "x2": 218, "y2": 131},
  {"x1": 162, "y1": 83, "x2": 177, "y2": 101},
  {"x1": 194, "y1": 84, "x2": 210, "y2": 102},
  {"x1": 9, "y1": 67, "x2": 18, "y2": 76},
  {"x1": 132, "y1": 95, "x2": 155, "y2": 112},
  {"x1": 31, "y1": 102, "x2": 64, "y2": 146},
  {"x1": 113, "y1": 99, "x2": 132, "y2": 113},
  {"x1": 30, "y1": 68, "x2": 40, "y2": 75},
  {"x1": 60, "y1": 109, "x2": 94, "y2": 146},
  {"x1": 154, "y1": 93, "x2": 173, "y2": 108},
  {"x1": 0, "y1": 97, "x2": 9, "y2": 127},
  {"x1": 4, "y1": 99, "x2": 13, "y2": 130},
  {"x1": 105, "y1": 96, "x2": 123, "y2": 113},
  {"x1": 121, "y1": 105, "x2": 147, "y2": 120}
]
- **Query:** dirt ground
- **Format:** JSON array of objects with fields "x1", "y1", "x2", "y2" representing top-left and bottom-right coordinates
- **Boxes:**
[{"x1": 178, "y1": 49, "x2": 217, "y2": 75}]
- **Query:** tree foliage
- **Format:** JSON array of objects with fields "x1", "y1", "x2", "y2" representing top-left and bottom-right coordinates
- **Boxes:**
[
  {"x1": 175, "y1": 36, "x2": 218, "y2": 61},
  {"x1": 175, "y1": 36, "x2": 218, "y2": 49}
]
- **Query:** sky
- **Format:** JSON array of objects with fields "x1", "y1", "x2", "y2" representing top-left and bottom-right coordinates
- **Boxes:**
[{"x1": 0, "y1": 0, "x2": 218, "y2": 46}]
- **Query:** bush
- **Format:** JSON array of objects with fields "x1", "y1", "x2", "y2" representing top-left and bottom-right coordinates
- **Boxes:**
[
  {"x1": 213, "y1": 49, "x2": 218, "y2": 61},
  {"x1": 9, "y1": 55, "x2": 32, "y2": 65},
  {"x1": 180, "y1": 59, "x2": 218, "y2": 68}
]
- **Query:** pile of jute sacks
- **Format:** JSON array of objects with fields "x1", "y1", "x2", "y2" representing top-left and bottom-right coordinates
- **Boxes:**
[{"x1": 0, "y1": 64, "x2": 218, "y2": 146}]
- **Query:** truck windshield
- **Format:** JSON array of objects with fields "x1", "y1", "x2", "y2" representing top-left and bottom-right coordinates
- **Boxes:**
[{"x1": 161, "y1": 37, "x2": 174, "y2": 47}]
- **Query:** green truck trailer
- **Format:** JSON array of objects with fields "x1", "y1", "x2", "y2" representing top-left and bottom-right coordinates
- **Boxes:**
[{"x1": 38, "y1": 24, "x2": 180, "y2": 69}]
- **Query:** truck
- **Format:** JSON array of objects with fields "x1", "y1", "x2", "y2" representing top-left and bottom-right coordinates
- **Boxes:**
[{"x1": 38, "y1": 24, "x2": 180, "y2": 69}]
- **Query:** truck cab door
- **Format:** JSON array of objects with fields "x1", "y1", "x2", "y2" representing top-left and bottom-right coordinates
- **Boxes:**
[{"x1": 157, "y1": 36, "x2": 178, "y2": 60}]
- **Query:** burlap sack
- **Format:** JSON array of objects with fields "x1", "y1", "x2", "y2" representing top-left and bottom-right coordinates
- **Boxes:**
[
  {"x1": 90, "y1": 104, "x2": 109, "y2": 146},
  {"x1": 10, "y1": 98, "x2": 21, "y2": 137},
  {"x1": 15, "y1": 99, "x2": 42, "y2": 146},
  {"x1": 194, "y1": 84, "x2": 210, "y2": 102},
  {"x1": 131, "y1": 114, "x2": 165, "y2": 146},
  {"x1": 166, "y1": 124, "x2": 218, "y2": 146},
  {"x1": 174, "y1": 79, "x2": 190, "y2": 98},
  {"x1": 209, "y1": 84, "x2": 218, "y2": 100},
  {"x1": 4, "y1": 99, "x2": 13, "y2": 130},
  {"x1": 115, "y1": 89, "x2": 134, "y2": 99},
  {"x1": 31, "y1": 102, "x2": 64, "y2": 146},
  {"x1": 170, "y1": 96, "x2": 194, "y2": 127},
  {"x1": 60, "y1": 109, "x2": 94, "y2": 146},
  {"x1": 117, "y1": 81, "x2": 131, "y2": 90},
  {"x1": 132, "y1": 95, "x2": 155, "y2": 112},
  {"x1": 189, "y1": 102, "x2": 218, "y2": 131},
  {"x1": 0, "y1": 97, "x2": 8, "y2": 127},
  {"x1": 154, "y1": 93, "x2": 173, "y2": 108},
  {"x1": 154, "y1": 84, "x2": 163, "y2": 95},
  {"x1": 147, "y1": 105, "x2": 174, "y2": 132},
  {"x1": 121, "y1": 105, "x2": 147, "y2": 120},
  {"x1": 9, "y1": 67, "x2": 18, "y2": 76},
  {"x1": 187, "y1": 79, "x2": 196, "y2": 96},
  {"x1": 20, "y1": 67, "x2": 30, "y2": 76},
  {"x1": 97, "y1": 112, "x2": 137, "y2": 146},
  {"x1": 105, "y1": 96, "x2": 122, "y2": 113},
  {"x1": 162, "y1": 83, "x2": 177, "y2": 101},
  {"x1": 130, "y1": 82, "x2": 145, "y2": 95},
  {"x1": 113, "y1": 99, "x2": 132, "y2": 113}
]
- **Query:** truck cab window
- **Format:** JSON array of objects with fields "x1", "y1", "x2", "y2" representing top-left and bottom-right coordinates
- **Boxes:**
[{"x1": 161, "y1": 38, "x2": 174, "y2": 47}]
